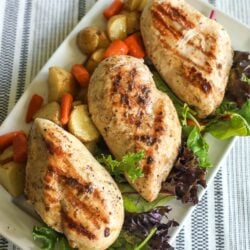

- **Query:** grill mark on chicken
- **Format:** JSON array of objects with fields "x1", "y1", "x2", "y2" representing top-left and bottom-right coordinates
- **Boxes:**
[
  {"x1": 44, "y1": 137, "x2": 63, "y2": 155},
  {"x1": 151, "y1": 3, "x2": 216, "y2": 69},
  {"x1": 64, "y1": 189, "x2": 109, "y2": 228},
  {"x1": 62, "y1": 210, "x2": 96, "y2": 240},
  {"x1": 45, "y1": 164, "x2": 109, "y2": 228},
  {"x1": 182, "y1": 65, "x2": 212, "y2": 93}
]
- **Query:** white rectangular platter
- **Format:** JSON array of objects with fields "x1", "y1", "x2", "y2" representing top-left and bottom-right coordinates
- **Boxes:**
[{"x1": 0, "y1": 0, "x2": 249, "y2": 249}]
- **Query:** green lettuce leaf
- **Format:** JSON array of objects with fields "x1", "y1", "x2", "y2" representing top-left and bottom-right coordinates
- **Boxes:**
[
  {"x1": 187, "y1": 127, "x2": 211, "y2": 168},
  {"x1": 206, "y1": 100, "x2": 250, "y2": 139},
  {"x1": 33, "y1": 226, "x2": 72, "y2": 250},
  {"x1": 119, "y1": 184, "x2": 173, "y2": 213},
  {"x1": 98, "y1": 151, "x2": 144, "y2": 182}
]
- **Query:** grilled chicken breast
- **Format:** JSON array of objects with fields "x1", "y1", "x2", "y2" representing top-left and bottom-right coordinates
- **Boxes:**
[
  {"x1": 25, "y1": 118, "x2": 124, "y2": 250},
  {"x1": 88, "y1": 55, "x2": 181, "y2": 202},
  {"x1": 141, "y1": 0, "x2": 233, "y2": 118}
]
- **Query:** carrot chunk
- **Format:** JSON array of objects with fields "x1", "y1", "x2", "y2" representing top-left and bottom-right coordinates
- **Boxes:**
[
  {"x1": 60, "y1": 93, "x2": 73, "y2": 125},
  {"x1": 71, "y1": 64, "x2": 90, "y2": 87},
  {"x1": 103, "y1": 40, "x2": 129, "y2": 59},
  {"x1": 103, "y1": 0, "x2": 123, "y2": 19},
  {"x1": 26, "y1": 94, "x2": 44, "y2": 123},
  {"x1": 124, "y1": 33, "x2": 146, "y2": 58},
  {"x1": 0, "y1": 131, "x2": 25, "y2": 151},
  {"x1": 13, "y1": 133, "x2": 28, "y2": 163}
]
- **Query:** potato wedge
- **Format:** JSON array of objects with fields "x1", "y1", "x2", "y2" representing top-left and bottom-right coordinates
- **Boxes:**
[
  {"x1": 0, "y1": 146, "x2": 13, "y2": 165},
  {"x1": 68, "y1": 105, "x2": 99, "y2": 143},
  {"x1": 0, "y1": 161, "x2": 25, "y2": 197},
  {"x1": 107, "y1": 14, "x2": 127, "y2": 41},
  {"x1": 122, "y1": 11, "x2": 140, "y2": 34},
  {"x1": 85, "y1": 48, "x2": 105, "y2": 73},
  {"x1": 33, "y1": 102, "x2": 61, "y2": 125},
  {"x1": 77, "y1": 27, "x2": 100, "y2": 54},
  {"x1": 124, "y1": 0, "x2": 141, "y2": 11},
  {"x1": 48, "y1": 67, "x2": 76, "y2": 102}
]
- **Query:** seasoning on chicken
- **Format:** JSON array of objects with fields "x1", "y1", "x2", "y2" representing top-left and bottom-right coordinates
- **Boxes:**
[
  {"x1": 141, "y1": 0, "x2": 233, "y2": 118},
  {"x1": 88, "y1": 55, "x2": 181, "y2": 202},
  {"x1": 25, "y1": 118, "x2": 124, "y2": 250}
]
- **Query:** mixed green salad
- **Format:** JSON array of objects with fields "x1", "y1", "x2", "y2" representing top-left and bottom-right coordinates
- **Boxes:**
[{"x1": 33, "y1": 50, "x2": 250, "y2": 250}]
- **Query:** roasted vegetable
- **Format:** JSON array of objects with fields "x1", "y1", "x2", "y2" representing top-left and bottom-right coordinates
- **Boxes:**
[
  {"x1": 77, "y1": 27, "x2": 109, "y2": 55},
  {"x1": 85, "y1": 48, "x2": 106, "y2": 73},
  {"x1": 0, "y1": 161, "x2": 25, "y2": 197},
  {"x1": 68, "y1": 104, "x2": 99, "y2": 143},
  {"x1": 48, "y1": 67, "x2": 76, "y2": 102},
  {"x1": 121, "y1": 10, "x2": 140, "y2": 34},
  {"x1": 0, "y1": 146, "x2": 13, "y2": 165},
  {"x1": 33, "y1": 102, "x2": 61, "y2": 125},
  {"x1": 107, "y1": 14, "x2": 127, "y2": 41}
]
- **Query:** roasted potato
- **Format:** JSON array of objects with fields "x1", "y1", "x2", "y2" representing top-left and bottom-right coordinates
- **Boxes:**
[
  {"x1": 124, "y1": 0, "x2": 147, "y2": 11},
  {"x1": 138, "y1": 0, "x2": 148, "y2": 11},
  {"x1": 0, "y1": 146, "x2": 13, "y2": 165},
  {"x1": 97, "y1": 31, "x2": 110, "y2": 49},
  {"x1": 68, "y1": 105, "x2": 100, "y2": 143},
  {"x1": 77, "y1": 27, "x2": 110, "y2": 55},
  {"x1": 0, "y1": 161, "x2": 25, "y2": 197},
  {"x1": 33, "y1": 102, "x2": 61, "y2": 125},
  {"x1": 48, "y1": 67, "x2": 76, "y2": 102},
  {"x1": 107, "y1": 14, "x2": 127, "y2": 41},
  {"x1": 85, "y1": 48, "x2": 105, "y2": 73},
  {"x1": 121, "y1": 11, "x2": 140, "y2": 34},
  {"x1": 124, "y1": 0, "x2": 140, "y2": 11}
]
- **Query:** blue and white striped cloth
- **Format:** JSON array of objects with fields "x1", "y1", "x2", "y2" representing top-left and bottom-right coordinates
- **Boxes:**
[{"x1": 0, "y1": 0, "x2": 249, "y2": 249}]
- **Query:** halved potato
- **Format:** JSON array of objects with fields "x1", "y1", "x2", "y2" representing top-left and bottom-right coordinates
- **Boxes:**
[
  {"x1": 124, "y1": 0, "x2": 141, "y2": 11},
  {"x1": 68, "y1": 105, "x2": 100, "y2": 143},
  {"x1": 48, "y1": 67, "x2": 76, "y2": 102},
  {"x1": 77, "y1": 27, "x2": 100, "y2": 54},
  {"x1": 124, "y1": 0, "x2": 147, "y2": 11},
  {"x1": 138, "y1": 0, "x2": 148, "y2": 11},
  {"x1": 85, "y1": 48, "x2": 105, "y2": 73},
  {"x1": 33, "y1": 102, "x2": 61, "y2": 125},
  {"x1": 0, "y1": 161, "x2": 25, "y2": 197},
  {"x1": 122, "y1": 11, "x2": 140, "y2": 34},
  {"x1": 107, "y1": 14, "x2": 127, "y2": 41},
  {"x1": 0, "y1": 146, "x2": 13, "y2": 165}
]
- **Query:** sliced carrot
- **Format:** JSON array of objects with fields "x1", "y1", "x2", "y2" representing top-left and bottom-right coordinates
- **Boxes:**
[
  {"x1": 60, "y1": 93, "x2": 73, "y2": 125},
  {"x1": 124, "y1": 33, "x2": 146, "y2": 58},
  {"x1": 103, "y1": 0, "x2": 123, "y2": 19},
  {"x1": 103, "y1": 40, "x2": 129, "y2": 59},
  {"x1": 71, "y1": 64, "x2": 90, "y2": 87},
  {"x1": 187, "y1": 119, "x2": 196, "y2": 127},
  {"x1": 26, "y1": 94, "x2": 44, "y2": 123},
  {"x1": 13, "y1": 133, "x2": 28, "y2": 163},
  {"x1": 0, "y1": 131, "x2": 25, "y2": 151}
]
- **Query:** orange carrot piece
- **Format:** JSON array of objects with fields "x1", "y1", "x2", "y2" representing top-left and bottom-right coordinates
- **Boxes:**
[
  {"x1": 103, "y1": 0, "x2": 123, "y2": 19},
  {"x1": 0, "y1": 131, "x2": 25, "y2": 151},
  {"x1": 103, "y1": 40, "x2": 129, "y2": 59},
  {"x1": 13, "y1": 133, "x2": 28, "y2": 163},
  {"x1": 124, "y1": 33, "x2": 146, "y2": 58},
  {"x1": 60, "y1": 93, "x2": 73, "y2": 125},
  {"x1": 26, "y1": 94, "x2": 44, "y2": 123},
  {"x1": 71, "y1": 64, "x2": 90, "y2": 87},
  {"x1": 187, "y1": 119, "x2": 196, "y2": 127}
]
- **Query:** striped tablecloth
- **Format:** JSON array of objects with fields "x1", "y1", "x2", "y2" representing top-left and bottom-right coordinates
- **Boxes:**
[{"x1": 0, "y1": 0, "x2": 249, "y2": 249}]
